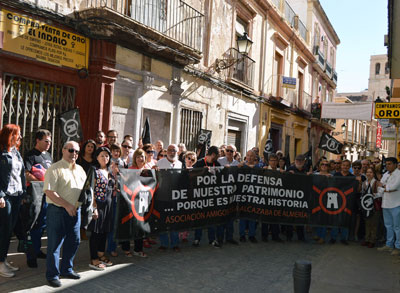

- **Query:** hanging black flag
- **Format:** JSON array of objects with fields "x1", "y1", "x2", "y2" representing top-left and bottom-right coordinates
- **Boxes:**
[
  {"x1": 59, "y1": 108, "x2": 83, "y2": 143},
  {"x1": 303, "y1": 147, "x2": 313, "y2": 172},
  {"x1": 284, "y1": 152, "x2": 291, "y2": 170},
  {"x1": 263, "y1": 138, "x2": 274, "y2": 160},
  {"x1": 197, "y1": 129, "x2": 212, "y2": 159},
  {"x1": 141, "y1": 117, "x2": 152, "y2": 145},
  {"x1": 318, "y1": 133, "x2": 343, "y2": 155},
  {"x1": 381, "y1": 155, "x2": 386, "y2": 174}
]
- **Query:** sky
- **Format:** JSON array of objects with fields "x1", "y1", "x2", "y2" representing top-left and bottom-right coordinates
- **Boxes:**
[{"x1": 319, "y1": 0, "x2": 388, "y2": 93}]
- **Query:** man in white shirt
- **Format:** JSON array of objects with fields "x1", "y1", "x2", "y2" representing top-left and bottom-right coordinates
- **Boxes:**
[
  {"x1": 217, "y1": 144, "x2": 239, "y2": 167},
  {"x1": 156, "y1": 144, "x2": 181, "y2": 251},
  {"x1": 43, "y1": 141, "x2": 87, "y2": 287},
  {"x1": 377, "y1": 157, "x2": 400, "y2": 255}
]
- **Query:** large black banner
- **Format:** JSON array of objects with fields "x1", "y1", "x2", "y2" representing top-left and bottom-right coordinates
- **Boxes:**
[
  {"x1": 115, "y1": 167, "x2": 358, "y2": 240},
  {"x1": 318, "y1": 132, "x2": 343, "y2": 155}
]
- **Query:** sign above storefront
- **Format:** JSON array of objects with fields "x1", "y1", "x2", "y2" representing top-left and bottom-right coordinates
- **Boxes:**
[
  {"x1": 375, "y1": 102, "x2": 400, "y2": 119},
  {"x1": 0, "y1": 9, "x2": 89, "y2": 69},
  {"x1": 282, "y1": 76, "x2": 296, "y2": 89}
]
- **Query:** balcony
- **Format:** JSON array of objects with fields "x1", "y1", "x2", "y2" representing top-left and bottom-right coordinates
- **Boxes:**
[
  {"x1": 314, "y1": 46, "x2": 325, "y2": 70},
  {"x1": 297, "y1": 18, "x2": 308, "y2": 43},
  {"x1": 347, "y1": 131, "x2": 353, "y2": 141},
  {"x1": 228, "y1": 48, "x2": 255, "y2": 88},
  {"x1": 79, "y1": 0, "x2": 203, "y2": 65},
  {"x1": 332, "y1": 70, "x2": 338, "y2": 85},
  {"x1": 284, "y1": 1, "x2": 296, "y2": 27},
  {"x1": 265, "y1": 74, "x2": 296, "y2": 107},
  {"x1": 300, "y1": 91, "x2": 312, "y2": 112},
  {"x1": 325, "y1": 61, "x2": 333, "y2": 79},
  {"x1": 322, "y1": 118, "x2": 336, "y2": 128},
  {"x1": 367, "y1": 142, "x2": 377, "y2": 151}
]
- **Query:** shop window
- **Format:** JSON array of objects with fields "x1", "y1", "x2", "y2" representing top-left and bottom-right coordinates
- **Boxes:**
[{"x1": 375, "y1": 63, "x2": 381, "y2": 75}]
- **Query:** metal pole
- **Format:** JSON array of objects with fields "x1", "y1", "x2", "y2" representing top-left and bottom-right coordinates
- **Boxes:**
[{"x1": 395, "y1": 120, "x2": 399, "y2": 159}]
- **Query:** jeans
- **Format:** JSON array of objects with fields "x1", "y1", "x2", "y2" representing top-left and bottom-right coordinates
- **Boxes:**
[
  {"x1": 316, "y1": 227, "x2": 327, "y2": 239},
  {"x1": 194, "y1": 226, "x2": 224, "y2": 242},
  {"x1": 261, "y1": 223, "x2": 280, "y2": 240},
  {"x1": 383, "y1": 206, "x2": 400, "y2": 249},
  {"x1": 239, "y1": 220, "x2": 256, "y2": 238},
  {"x1": 46, "y1": 204, "x2": 80, "y2": 281},
  {"x1": 159, "y1": 232, "x2": 179, "y2": 248},
  {"x1": 27, "y1": 199, "x2": 48, "y2": 260},
  {"x1": 0, "y1": 195, "x2": 21, "y2": 262},
  {"x1": 330, "y1": 227, "x2": 349, "y2": 241},
  {"x1": 220, "y1": 220, "x2": 235, "y2": 241}
]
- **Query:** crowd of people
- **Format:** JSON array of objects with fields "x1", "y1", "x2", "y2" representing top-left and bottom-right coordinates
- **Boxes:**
[{"x1": 0, "y1": 123, "x2": 399, "y2": 288}]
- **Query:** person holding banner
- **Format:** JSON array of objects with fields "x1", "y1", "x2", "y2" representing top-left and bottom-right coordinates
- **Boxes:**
[
  {"x1": 157, "y1": 145, "x2": 182, "y2": 251},
  {"x1": 313, "y1": 159, "x2": 332, "y2": 244},
  {"x1": 87, "y1": 147, "x2": 115, "y2": 270},
  {"x1": 330, "y1": 159, "x2": 354, "y2": 245},
  {"x1": 361, "y1": 167, "x2": 381, "y2": 248},
  {"x1": 193, "y1": 146, "x2": 224, "y2": 248},
  {"x1": 24, "y1": 129, "x2": 53, "y2": 268},
  {"x1": 217, "y1": 144, "x2": 239, "y2": 167},
  {"x1": 43, "y1": 141, "x2": 86, "y2": 287},
  {"x1": 238, "y1": 149, "x2": 259, "y2": 243},
  {"x1": 377, "y1": 157, "x2": 400, "y2": 255},
  {"x1": 0, "y1": 124, "x2": 26, "y2": 278}
]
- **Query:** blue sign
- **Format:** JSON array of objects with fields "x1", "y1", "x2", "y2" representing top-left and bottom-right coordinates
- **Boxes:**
[{"x1": 282, "y1": 76, "x2": 297, "y2": 89}]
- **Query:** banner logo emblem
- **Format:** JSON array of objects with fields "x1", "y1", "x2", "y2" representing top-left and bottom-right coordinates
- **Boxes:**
[
  {"x1": 312, "y1": 186, "x2": 353, "y2": 215},
  {"x1": 360, "y1": 193, "x2": 374, "y2": 217},
  {"x1": 121, "y1": 183, "x2": 159, "y2": 223}
]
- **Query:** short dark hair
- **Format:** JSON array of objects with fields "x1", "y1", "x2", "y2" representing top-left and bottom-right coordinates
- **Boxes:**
[
  {"x1": 295, "y1": 154, "x2": 305, "y2": 161},
  {"x1": 207, "y1": 146, "x2": 219, "y2": 156},
  {"x1": 107, "y1": 130, "x2": 117, "y2": 136},
  {"x1": 35, "y1": 129, "x2": 51, "y2": 141},
  {"x1": 124, "y1": 134, "x2": 133, "y2": 140},
  {"x1": 269, "y1": 154, "x2": 278, "y2": 160},
  {"x1": 94, "y1": 147, "x2": 112, "y2": 168},
  {"x1": 352, "y1": 160, "x2": 362, "y2": 167},
  {"x1": 386, "y1": 157, "x2": 398, "y2": 164}
]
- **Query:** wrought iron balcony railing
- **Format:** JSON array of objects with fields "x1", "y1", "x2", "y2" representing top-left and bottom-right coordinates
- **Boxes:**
[
  {"x1": 86, "y1": 0, "x2": 203, "y2": 52},
  {"x1": 298, "y1": 18, "x2": 307, "y2": 42},
  {"x1": 284, "y1": 0, "x2": 296, "y2": 27},
  {"x1": 314, "y1": 46, "x2": 325, "y2": 71},
  {"x1": 230, "y1": 48, "x2": 255, "y2": 88},
  {"x1": 332, "y1": 70, "x2": 338, "y2": 85},
  {"x1": 321, "y1": 118, "x2": 336, "y2": 128},
  {"x1": 301, "y1": 91, "x2": 312, "y2": 112},
  {"x1": 325, "y1": 61, "x2": 333, "y2": 79}
]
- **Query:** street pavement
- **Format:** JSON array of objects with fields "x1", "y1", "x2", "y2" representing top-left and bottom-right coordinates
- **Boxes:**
[{"x1": 1, "y1": 228, "x2": 400, "y2": 293}]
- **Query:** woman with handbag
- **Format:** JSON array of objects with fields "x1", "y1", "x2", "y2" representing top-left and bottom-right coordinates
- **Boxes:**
[{"x1": 361, "y1": 167, "x2": 381, "y2": 248}]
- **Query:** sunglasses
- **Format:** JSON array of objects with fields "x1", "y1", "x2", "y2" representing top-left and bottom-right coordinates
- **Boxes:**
[
  {"x1": 121, "y1": 145, "x2": 132, "y2": 149},
  {"x1": 334, "y1": 162, "x2": 341, "y2": 164},
  {"x1": 321, "y1": 163, "x2": 329, "y2": 166},
  {"x1": 146, "y1": 150, "x2": 155, "y2": 154},
  {"x1": 353, "y1": 166, "x2": 361, "y2": 169},
  {"x1": 186, "y1": 157, "x2": 195, "y2": 162},
  {"x1": 67, "y1": 148, "x2": 79, "y2": 154},
  {"x1": 226, "y1": 149, "x2": 234, "y2": 153}
]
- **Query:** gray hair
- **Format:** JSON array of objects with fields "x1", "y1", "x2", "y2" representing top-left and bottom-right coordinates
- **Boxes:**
[{"x1": 63, "y1": 141, "x2": 79, "y2": 149}]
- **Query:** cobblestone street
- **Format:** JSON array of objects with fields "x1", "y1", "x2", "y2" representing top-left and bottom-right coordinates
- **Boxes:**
[{"x1": 1, "y1": 228, "x2": 399, "y2": 293}]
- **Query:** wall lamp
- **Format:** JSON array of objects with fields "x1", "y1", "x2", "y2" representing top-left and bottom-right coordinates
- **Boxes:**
[
  {"x1": 215, "y1": 32, "x2": 253, "y2": 73},
  {"x1": 332, "y1": 123, "x2": 347, "y2": 136}
]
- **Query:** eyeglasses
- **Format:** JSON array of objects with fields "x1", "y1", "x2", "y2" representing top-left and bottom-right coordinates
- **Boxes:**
[
  {"x1": 146, "y1": 150, "x2": 155, "y2": 154},
  {"x1": 66, "y1": 148, "x2": 79, "y2": 154},
  {"x1": 353, "y1": 166, "x2": 361, "y2": 169},
  {"x1": 168, "y1": 149, "x2": 177, "y2": 153},
  {"x1": 321, "y1": 163, "x2": 329, "y2": 166},
  {"x1": 334, "y1": 162, "x2": 341, "y2": 164},
  {"x1": 121, "y1": 145, "x2": 132, "y2": 149},
  {"x1": 226, "y1": 149, "x2": 234, "y2": 153}
]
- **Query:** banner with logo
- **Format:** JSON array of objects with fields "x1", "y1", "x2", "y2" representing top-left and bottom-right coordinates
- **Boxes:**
[
  {"x1": 59, "y1": 108, "x2": 83, "y2": 143},
  {"x1": 115, "y1": 167, "x2": 358, "y2": 240},
  {"x1": 318, "y1": 133, "x2": 343, "y2": 155}
]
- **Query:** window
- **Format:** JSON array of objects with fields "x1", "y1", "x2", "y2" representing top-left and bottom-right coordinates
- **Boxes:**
[
  {"x1": 1, "y1": 73, "x2": 75, "y2": 160},
  {"x1": 323, "y1": 39, "x2": 328, "y2": 59},
  {"x1": 385, "y1": 62, "x2": 389, "y2": 74},
  {"x1": 314, "y1": 23, "x2": 320, "y2": 49},
  {"x1": 180, "y1": 108, "x2": 202, "y2": 151},
  {"x1": 330, "y1": 47, "x2": 335, "y2": 66},
  {"x1": 375, "y1": 63, "x2": 381, "y2": 75}
]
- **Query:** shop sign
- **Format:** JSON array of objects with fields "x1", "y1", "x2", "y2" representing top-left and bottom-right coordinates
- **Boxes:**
[
  {"x1": 375, "y1": 103, "x2": 400, "y2": 119},
  {"x1": 0, "y1": 9, "x2": 89, "y2": 69}
]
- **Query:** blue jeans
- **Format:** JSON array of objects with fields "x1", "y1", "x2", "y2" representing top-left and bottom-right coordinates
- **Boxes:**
[
  {"x1": 0, "y1": 195, "x2": 21, "y2": 262},
  {"x1": 194, "y1": 226, "x2": 224, "y2": 242},
  {"x1": 220, "y1": 220, "x2": 235, "y2": 241},
  {"x1": 46, "y1": 204, "x2": 80, "y2": 281},
  {"x1": 27, "y1": 199, "x2": 48, "y2": 260},
  {"x1": 239, "y1": 220, "x2": 256, "y2": 237},
  {"x1": 330, "y1": 227, "x2": 349, "y2": 241},
  {"x1": 316, "y1": 227, "x2": 327, "y2": 239},
  {"x1": 159, "y1": 232, "x2": 179, "y2": 248},
  {"x1": 383, "y1": 206, "x2": 400, "y2": 249}
]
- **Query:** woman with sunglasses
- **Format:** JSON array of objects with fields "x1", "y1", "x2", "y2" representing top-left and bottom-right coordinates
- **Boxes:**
[
  {"x1": 156, "y1": 148, "x2": 167, "y2": 160},
  {"x1": 120, "y1": 139, "x2": 133, "y2": 168},
  {"x1": 143, "y1": 144, "x2": 157, "y2": 169},
  {"x1": 184, "y1": 151, "x2": 197, "y2": 169},
  {"x1": 0, "y1": 124, "x2": 26, "y2": 277},
  {"x1": 78, "y1": 139, "x2": 97, "y2": 174},
  {"x1": 313, "y1": 159, "x2": 332, "y2": 244}
]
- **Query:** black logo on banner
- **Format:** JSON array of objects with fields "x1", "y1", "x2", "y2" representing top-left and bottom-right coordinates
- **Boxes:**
[
  {"x1": 59, "y1": 108, "x2": 83, "y2": 143},
  {"x1": 318, "y1": 133, "x2": 343, "y2": 155},
  {"x1": 121, "y1": 183, "x2": 159, "y2": 223},
  {"x1": 312, "y1": 186, "x2": 353, "y2": 216},
  {"x1": 360, "y1": 193, "x2": 374, "y2": 218}
]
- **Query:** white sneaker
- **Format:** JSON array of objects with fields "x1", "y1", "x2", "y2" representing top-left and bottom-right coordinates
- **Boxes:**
[
  {"x1": 5, "y1": 261, "x2": 19, "y2": 272},
  {"x1": 377, "y1": 245, "x2": 393, "y2": 252},
  {"x1": 0, "y1": 262, "x2": 15, "y2": 278}
]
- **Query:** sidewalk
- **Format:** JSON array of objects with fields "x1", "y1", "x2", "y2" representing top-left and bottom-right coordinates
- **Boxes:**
[{"x1": 1, "y1": 233, "x2": 399, "y2": 293}]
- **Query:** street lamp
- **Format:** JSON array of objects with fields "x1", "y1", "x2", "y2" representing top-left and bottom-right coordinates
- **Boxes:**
[
  {"x1": 332, "y1": 123, "x2": 347, "y2": 136},
  {"x1": 215, "y1": 32, "x2": 253, "y2": 73}
]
